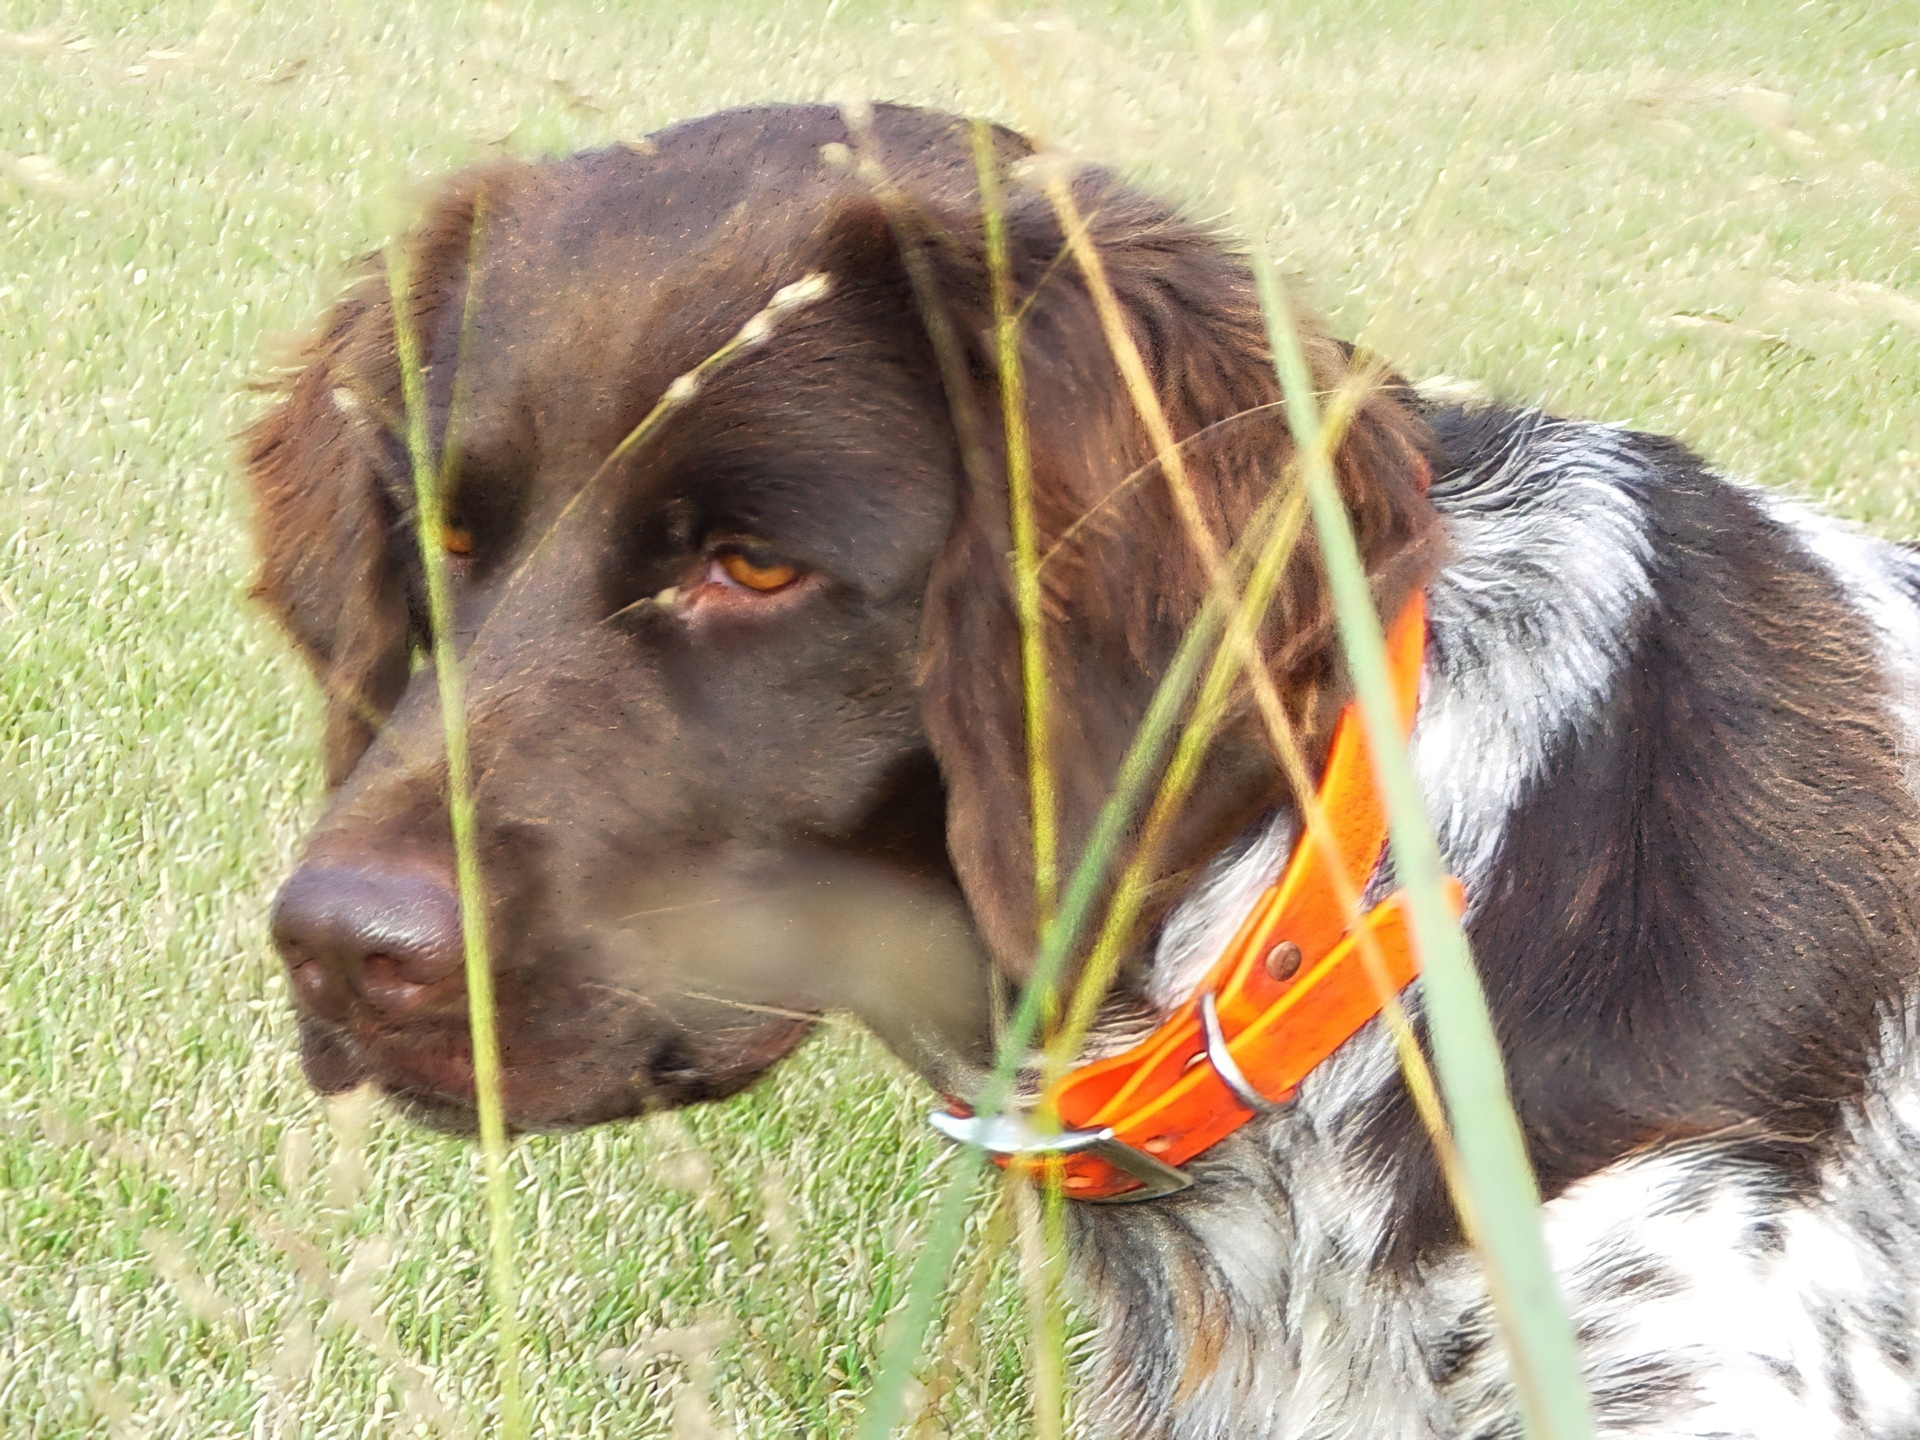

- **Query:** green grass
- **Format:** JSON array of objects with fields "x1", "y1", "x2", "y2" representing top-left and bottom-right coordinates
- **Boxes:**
[{"x1": 3, "y1": 0, "x2": 1916, "y2": 1434}]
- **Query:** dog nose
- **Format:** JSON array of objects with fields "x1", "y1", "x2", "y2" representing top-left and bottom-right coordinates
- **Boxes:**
[{"x1": 271, "y1": 860, "x2": 467, "y2": 1022}]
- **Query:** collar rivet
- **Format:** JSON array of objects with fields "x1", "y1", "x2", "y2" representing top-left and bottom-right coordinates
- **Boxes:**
[{"x1": 1264, "y1": 940, "x2": 1303, "y2": 983}]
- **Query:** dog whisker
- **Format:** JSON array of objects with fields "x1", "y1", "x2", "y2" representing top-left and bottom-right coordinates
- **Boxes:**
[{"x1": 674, "y1": 991, "x2": 826, "y2": 1025}]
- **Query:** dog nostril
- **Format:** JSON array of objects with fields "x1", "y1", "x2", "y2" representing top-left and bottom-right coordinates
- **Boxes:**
[
  {"x1": 287, "y1": 958, "x2": 353, "y2": 1022},
  {"x1": 271, "y1": 859, "x2": 467, "y2": 1019}
]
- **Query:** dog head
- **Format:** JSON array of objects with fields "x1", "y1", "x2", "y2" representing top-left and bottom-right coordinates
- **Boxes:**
[{"x1": 247, "y1": 102, "x2": 1436, "y2": 1132}]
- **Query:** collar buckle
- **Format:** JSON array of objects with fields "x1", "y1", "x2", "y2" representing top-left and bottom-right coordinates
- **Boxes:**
[{"x1": 927, "y1": 1109, "x2": 1193, "y2": 1202}]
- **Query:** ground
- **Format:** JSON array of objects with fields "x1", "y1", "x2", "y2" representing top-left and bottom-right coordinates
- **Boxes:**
[{"x1": 2, "y1": 0, "x2": 1916, "y2": 1435}]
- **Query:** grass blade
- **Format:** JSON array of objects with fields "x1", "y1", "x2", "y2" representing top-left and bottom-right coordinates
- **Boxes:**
[
  {"x1": 1258, "y1": 262, "x2": 1594, "y2": 1439},
  {"x1": 973, "y1": 116, "x2": 1070, "y2": 1438},
  {"x1": 1027, "y1": 174, "x2": 1454, "y2": 1155},
  {"x1": 859, "y1": 1146, "x2": 989, "y2": 1439},
  {"x1": 385, "y1": 242, "x2": 525, "y2": 1440},
  {"x1": 1011, "y1": 1176, "x2": 1067, "y2": 1440},
  {"x1": 854, "y1": 513, "x2": 1236, "y2": 1439},
  {"x1": 1182, "y1": 6, "x2": 1595, "y2": 1429},
  {"x1": 972, "y1": 118, "x2": 1057, "y2": 927},
  {"x1": 855, "y1": 111, "x2": 1438, "y2": 1436}
]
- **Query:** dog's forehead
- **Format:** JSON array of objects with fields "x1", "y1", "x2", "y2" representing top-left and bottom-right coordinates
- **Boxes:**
[
  {"x1": 451, "y1": 176, "x2": 825, "y2": 422},
  {"x1": 422, "y1": 144, "x2": 967, "y2": 563},
  {"x1": 437, "y1": 181, "x2": 898, "y2": 495},
  {"x1": 436, "y1": 104, "x2": 989, "y2": 435}
]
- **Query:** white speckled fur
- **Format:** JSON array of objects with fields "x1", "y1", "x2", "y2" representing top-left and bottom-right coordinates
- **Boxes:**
[
  {"x1": 1068, "y1": 414, "x2": 1920, "y2": 1439},
  {"x1": 1153, "y1": 416, "x2": 1661, "y2": 1006},
  {"x1": 1411, "y1": 419, "x2": 1659, "y2": 893}
]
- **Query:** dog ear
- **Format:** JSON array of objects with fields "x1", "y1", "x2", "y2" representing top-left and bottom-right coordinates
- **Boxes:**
[
  {"x1": 243, "y1": 167, "x2": 513, "y2": 787},
  {"x1": 912, "y1": 164, "x2": 1439, "y2": 990},
  {"x1": 244, "y1": 303, "x2": 411, "y2": 788}
]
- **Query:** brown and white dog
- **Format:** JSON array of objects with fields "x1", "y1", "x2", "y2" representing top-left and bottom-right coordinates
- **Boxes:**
[{"x1": 249, "y1": 103, "x2": 1920, "y2": 1437}]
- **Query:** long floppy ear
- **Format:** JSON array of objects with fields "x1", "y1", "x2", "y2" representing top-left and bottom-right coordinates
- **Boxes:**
[
  {"x1": 243, "y1": 166, "x2": 515, "y2": 786},
  {"x1": 915, "y1": 162, "x2": 1440, "y2": 989},
  {"x1": 244, "y1": 311, "x2": 410, "y2": 787}
]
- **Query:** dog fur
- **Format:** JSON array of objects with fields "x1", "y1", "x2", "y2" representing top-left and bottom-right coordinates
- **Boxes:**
[
  {"x1": 1084, "y1": 404, "x2": 1920, "y2": 1437},
  {"x1": 246, "y1": 103, "x2": 1920, "y2": 1437}
]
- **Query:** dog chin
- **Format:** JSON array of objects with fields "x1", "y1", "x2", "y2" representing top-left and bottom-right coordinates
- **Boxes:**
[{"x1": 296, "y1": 1014, "x2": 814, "y2": 1132}]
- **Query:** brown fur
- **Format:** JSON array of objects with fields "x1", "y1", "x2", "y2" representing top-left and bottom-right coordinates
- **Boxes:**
[{"x1": 248, "y1": 102, "x2": 1440, "y2": 1130}]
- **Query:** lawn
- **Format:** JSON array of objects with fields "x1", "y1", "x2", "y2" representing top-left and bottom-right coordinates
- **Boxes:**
[{"x1": 2, "y1": 0, "x2": 1915, "y2": 1435}]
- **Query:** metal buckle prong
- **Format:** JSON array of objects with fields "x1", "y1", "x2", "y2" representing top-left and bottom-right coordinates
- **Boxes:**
[
  {"x1": 927, "y1": 1109, "x2": 1193, "y2": 1202},
  {"x1": 1198, "y1": 990, "x2": 1292, "y2": 1115}
]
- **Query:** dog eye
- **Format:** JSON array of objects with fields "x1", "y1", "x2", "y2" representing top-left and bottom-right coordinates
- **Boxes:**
[
  {"x1": 714, "y1": 551, "x2": 798, "y2": 592},
  {"x1": 442, "y1": 526, "x2": 474, "y2": 557}
]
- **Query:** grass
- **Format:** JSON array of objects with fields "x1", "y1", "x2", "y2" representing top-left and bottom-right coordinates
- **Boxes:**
[{"x1": 3, "y1": 0, "x2": 1917, "y2": 1435}]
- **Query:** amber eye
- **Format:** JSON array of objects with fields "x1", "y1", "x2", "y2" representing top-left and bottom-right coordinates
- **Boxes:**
[
  {"x1": 717, "y1": 551, "x2": 798, "y2": 591},
  {"x1": 442, "y1": 526, "x2": 474, "y2": 557}
]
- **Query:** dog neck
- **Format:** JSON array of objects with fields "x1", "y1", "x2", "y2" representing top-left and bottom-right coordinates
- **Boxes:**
[
  {"x1": 1039, "y1": 416, "x2": 1575, "y2": 1433},
  {"x1": 1029, "y1": 407, "x2": 1920, "y2": 1438},
  {"x1": 1066, "y1": 1020, "x2": 1432, "y2": 1437}
]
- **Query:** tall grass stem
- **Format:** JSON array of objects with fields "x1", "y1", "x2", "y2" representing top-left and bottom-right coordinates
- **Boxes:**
[
  {"x1": 856, "y1": 107, "x2": 1423, "y2": 1437},
  {"x1": 972, "y1": 118, "x2": 1057, "y2": 926},
  {"x1": 385, "y1": 244, "x2": 525, "y2": 1440},
  {"x1": 1260, "y1": 262, "x2": 1594, "y2": 1439},
  {"x1": 1182, "y1": 7, "x2": 1594, "y2": 1430},
  {"x1": 973, "y1": 116, "x2": 1070, "y2": 1436}
]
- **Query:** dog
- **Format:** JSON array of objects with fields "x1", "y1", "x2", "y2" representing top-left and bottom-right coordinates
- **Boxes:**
[{"x1": 249, "y1": 102, "x2": 1920, "y2": 1437}]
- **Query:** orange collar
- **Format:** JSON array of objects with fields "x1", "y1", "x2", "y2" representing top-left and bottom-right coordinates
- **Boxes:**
[{"x1": 933, "y1": 595, "x2": 1464, "y2": 1200}]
